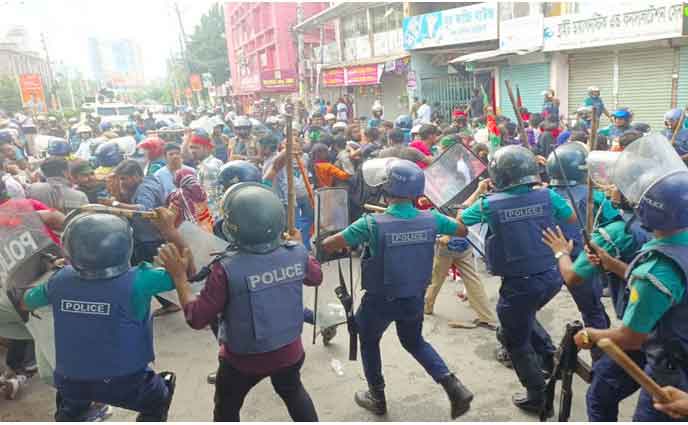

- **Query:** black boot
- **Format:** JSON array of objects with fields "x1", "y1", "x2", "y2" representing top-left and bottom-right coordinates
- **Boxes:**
[
  {"x1": 354, "y1": 384, "x2": 387, "y2": 415},
  {"x1": 439, "y1": 374, "x2": 473, "y2": 419},
  {"x1": 512, "y1": 390, "x2": 545, "y2": 415}
]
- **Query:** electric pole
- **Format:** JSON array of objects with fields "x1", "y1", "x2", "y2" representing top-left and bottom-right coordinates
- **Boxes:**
[
  {"x1": 40, "y1": 32, "x2": 62, "y2": 112},
  {"x1": 296, "y1": 2, "x2": 306, "y2": 101},
  {"x1": 174, "y1": 2, "x2": 203, "y2": 107}
]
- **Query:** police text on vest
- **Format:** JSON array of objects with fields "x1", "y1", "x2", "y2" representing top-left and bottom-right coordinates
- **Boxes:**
[
  {"x1": 247, "y1": 263, "x2": 304, "y2": 289},
  {"x1": 499, "y1": 204, "x2": 545, "y2": 223},
  {"x1": 0, "y1": 231, "x2": 40, "y2": 283},
  {"x1": 61, "y1": 300, "x2": 111, "y2": 316},
  {"x1": 388, "y1": 230, "x2": 431, "y2": 245}
]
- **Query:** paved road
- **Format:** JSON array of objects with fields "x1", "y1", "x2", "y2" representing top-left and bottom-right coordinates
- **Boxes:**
[{"x1": 1, "y1": 258, "x2": 637, "y2": 421}]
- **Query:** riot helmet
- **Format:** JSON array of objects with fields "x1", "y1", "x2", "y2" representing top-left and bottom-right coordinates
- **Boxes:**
[
  {"x1": 362, "y1": 157, "x2": 425, "y2": 199},
  {"x1": 233, "y1": 116, "x2": 252, "y2": 138},
  {"x1": 94, "y1": 141, "x2": 124, "y2": 167},
  {"x1": 394, "y1": 115, "x2": 413, "y2": 130},
  {"x1": 47, "y1": 137, "x2": 71, "y2": 157},
  {"x1": 221, "y1": 182, "x2": 286, "y2": 254},
  {"x1": 610, "y1": 133, "x2": 688, "y2": 230},
  {"x1": 62, "y1": 212, "x2": 133, "y2": 280},
  {"x1": 488, "y1": 145, "x2": 541, "y2": 191},
  {"x1": 99, "y1": 122, "x2": 113, "y2": 133},
  {"x1": 587, "y1": 86, "x2": 600, "y2": 96},
  {"x1": 631, "y1": 122, "x2": 650, "y2": 135},
  {"x1": 546, "y1": 141, "x2": 588, "y2": 186},
  {"x1": 218, "y1": 160, "x2": 261, "y2": 191}
]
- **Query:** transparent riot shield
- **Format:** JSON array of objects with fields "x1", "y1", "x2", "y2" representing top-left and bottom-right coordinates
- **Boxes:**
[
  {"x1": 0, "y1": 202, "x2": 63, "y2": 385},
  {"x1": 612, "y1": 133, "x2": 687, "y2": 205},
  {"x1": 312, "y1": 188, "x2": 356, "y2": 359},
  {"x1": 111, "y1": 136, "x2": 137, "y2": 157},
  {"x1": 588, "y1": 151, "x2": 621, "y2": 188},
  {"x1": 424, "y1": 143, "x2": 488, "y2": 208},
  {"x1": 158, "y1": 221, "x2": 230, "y2": 299}
]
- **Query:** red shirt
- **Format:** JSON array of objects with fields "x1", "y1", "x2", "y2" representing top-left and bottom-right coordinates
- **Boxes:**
[
  {"x1": 409, "y1": 140, "x2": 431, "y2": 169},
  {"x1": 0, "y1": 198, "x2": 61, "y2": 245},
  {"x1": 183, "y1": 254, "x2": 323, "y2": 375}
]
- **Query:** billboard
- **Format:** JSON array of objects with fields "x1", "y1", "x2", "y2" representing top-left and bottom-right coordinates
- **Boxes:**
[{"x1": 18, "y1": 74, "x2": 46, "y2": 112}]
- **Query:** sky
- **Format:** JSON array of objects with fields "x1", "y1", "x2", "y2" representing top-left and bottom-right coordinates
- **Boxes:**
[{"x1": 1, "y1": 0, "x2": 219, "y2": 81}]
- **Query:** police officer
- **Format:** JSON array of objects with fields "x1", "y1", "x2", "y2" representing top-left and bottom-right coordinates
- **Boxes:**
[
  {"x1": 571, "y1": 133, "x2": 688, "y2": 420},
  {"x1": 663, "y1": 108, "x2": 688, "y2": 160},
  {"x1": 609, "y1": 108, "x2": 632, "y2": 140},
  {"x1": 394, "y1": 114, "x2": 413, "y2": 145},
  {"x1": 229, "y1": 116, "x2": 257, "y2": 162},
  {"x1": 545, "y1": 142, "x2": 617, "y2": 337},
  {"x1": 583, "y1": 86, "x2": 612, "y2": 122},
  {"x1": 22, "y1": 212, "x2": 177, "y2": 421},
  {"x1": 542, "y1": 184, "x2": 651, "y2": 421},
  {"x1": 93, "y1": 141, "x2": 124, "y2": 182},
  {"x1": 47, "y1": 116, "x2": 65, "y2": 138},
  {"x1": 321, "y1": 158, "x2": 474, "y2": 419},
  {"x1": 47, "y1": 138, "x2": 72, "y2": 160},
  {"x1": 157, "y1": 183, "x2": 321, "y2": 421},
  {"x1": 458, "y1": 145, "x2": 576, "y2": 414}
]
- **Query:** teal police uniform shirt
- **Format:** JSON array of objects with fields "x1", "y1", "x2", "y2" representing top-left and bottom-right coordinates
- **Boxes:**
[
  {"x1": 622, "y1": 231, "x2": 688, "y2": 334},
  {"x1": 460, "y1": 186, "x2": 574, "y2": 227},
  {"x1": 342, "y1": 201, "x2": 458, "y2": 256},
  {"x1": 24, "y1": 262, "x2": 174, "y2": 321},
  {"x1": 572, "y1": 219, "x2": 637, "y2": 281}
]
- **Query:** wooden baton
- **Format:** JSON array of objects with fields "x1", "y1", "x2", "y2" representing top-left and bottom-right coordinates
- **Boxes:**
[
  {"x1": 284, "y1": 108, "x2": 297, "y2": 235},
  {"x1": 79, "y1": 204, "x2": 159, "y2": 220},
  {"x1": 585, "y1": 106, "x2": 599, "y2": 234},
  {"x1": 504, "y1": 80, "x2": 529, "y2": 147},
  {"x1": 597, "y1": 338, "x2": 671, "y2": 403},
  {"x1": 364, "y1": 203, "x2": 387, "y2": 213},
  {"x1": 670, "y1": 108, "x2": 686, "y2": 146}
]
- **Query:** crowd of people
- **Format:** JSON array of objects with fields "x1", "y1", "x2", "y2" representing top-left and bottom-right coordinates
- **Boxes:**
[{"x1": 1, "y1": 84, "x2": 688, "y2": 421}]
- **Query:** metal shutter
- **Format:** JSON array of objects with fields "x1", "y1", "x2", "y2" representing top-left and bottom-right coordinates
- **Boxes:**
[
  {"x1": 678, "y1": 47, "x2": 688, "y2": 107},
  {"x1": 499, "y1": 62, "x2": 550, "y2": 120},
  {"x1": 618, "y1": 48, "x2": 673, "y2": 131},
  {"x1": 568, "y1": 52, "x2": 614, "y2": 118}
]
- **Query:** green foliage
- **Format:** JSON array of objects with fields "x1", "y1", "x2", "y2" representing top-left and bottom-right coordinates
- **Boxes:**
[
  {"x1": 0, "y1": 77, "x2": 23, "y2": 113},
  {"x1": 187, "y1": 3, "x2": 230, "y2": 85}
]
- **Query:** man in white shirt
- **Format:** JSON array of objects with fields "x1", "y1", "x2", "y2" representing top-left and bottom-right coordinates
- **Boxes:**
[{"x1": 417, "y1": 99, "x2": 432, "y2": 124}]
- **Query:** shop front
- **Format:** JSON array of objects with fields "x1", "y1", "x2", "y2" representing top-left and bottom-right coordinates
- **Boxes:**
[{"x1": 543, "y1": 1, "x2": 684, "y2": 130}]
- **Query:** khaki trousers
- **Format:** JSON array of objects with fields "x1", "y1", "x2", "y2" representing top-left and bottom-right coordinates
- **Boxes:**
[{"x1": 425, "y1": 248, "x2": 496, "y2": 323}]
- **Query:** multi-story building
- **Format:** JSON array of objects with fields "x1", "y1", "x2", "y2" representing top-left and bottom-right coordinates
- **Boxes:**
[
  {"x1": 295, "y1": 2, "x2": 411, "y2": 119},
  {"x1": 224, "y1": 2, "x2": 331, "y2": 112},
  {"x1": 0, "y1": 26, "x2": 52, "y2": 112},
  {"x1": 88, "y1": 37, "x2": 145, "y2": 88}
]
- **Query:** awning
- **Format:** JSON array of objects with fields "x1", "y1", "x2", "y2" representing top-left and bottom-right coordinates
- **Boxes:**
[
  {"x1": 449, "y1": 48, "x2": 540, "y2": 64},
  {"x1": 294, "y1": 2, "x2": 387, "y2": 33},
  {"x1": 322, "y1": 53, "x2": 409, "y2": 70}
]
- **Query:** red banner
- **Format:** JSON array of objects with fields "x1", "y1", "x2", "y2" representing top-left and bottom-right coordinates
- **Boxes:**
[
  {"x1": 18, "y1": 74, "x2": 46, "y2": 111},
  {"x1": 346, "y1": 64, "x2": 380, "y2": 86},
  {"x1": 323, "y1": 68, "x2": 345, "y2": 87},
  {"x1": 261, "y1": 70, "x2": 297, "y2": 92},
  {"x1": 190, "y1": 74, "x2": 203, "y2": 92}
]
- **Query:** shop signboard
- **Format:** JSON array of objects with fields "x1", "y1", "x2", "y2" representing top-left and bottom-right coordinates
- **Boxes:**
[
  {"x1": 403, "y1": 3, "x2": 498, "y2": 50},
  {"x1": 260, "y1": 70, "x2": 297, "y2": 92},
  {"x1": 543, "y1": 1, "x2": 683, "y2": 51},
  {"x1": 18, "y1": 74, "x2": 46, "y2": 112},
  {"x1": 500, "y1": 14, "x2": 544, "y2": 51}
]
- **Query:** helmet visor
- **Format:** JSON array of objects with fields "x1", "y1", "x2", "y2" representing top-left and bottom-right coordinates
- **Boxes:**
[
  {"x1": 362, "y1": 158, "x2": 395, "y2": 187},
  {"x1": 613, "y1": 133, "x2": 687, "y2": 205}
]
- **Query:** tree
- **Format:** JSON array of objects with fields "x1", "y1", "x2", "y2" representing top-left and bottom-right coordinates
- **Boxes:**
[
  {"x1": 0, "y1": 77, "x2": 23, "y2": 113},
  {"x1": 186, "y1": 3, "x2": 230, "y2": 85}
]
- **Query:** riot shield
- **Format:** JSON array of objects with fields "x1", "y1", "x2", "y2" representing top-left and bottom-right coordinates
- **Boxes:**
[
  {"x1": 111, "y1": 136, "x2": 137, "y2": 157},
  {"x1": 424, "y1": 142, "x2": 487, "y2": 208},
  {"x1": 188, "y1": 116, "x2": 215, "y2": 135},
  {"x1": 588, "y1": 151, "x2": 621, "y2": 187},
  {"x1": 612, "y1": 133, "x2": 687, "y2": 205},
  {"x1": 158, "y1": 221, "x2": 230, "y2": 298},
  {"x1": 0, "y1": 202, "x2": 62, "y2": 293},
  {"x1": 311, "y1": 188, "x2": 356, "y2": 359}
]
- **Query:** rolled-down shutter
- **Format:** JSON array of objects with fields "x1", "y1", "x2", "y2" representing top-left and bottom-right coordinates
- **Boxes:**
[
  {"x1": 677, "y1": 47, "x2": 688, "y2": 107},
  {"x1": 617, "y1": 48, "x2": 674, "y2": 131},
  {"x1": 499, "y1": 62, "x2": 550, "y2": 120},
  {"x1": 568, "y1": 52, "x2": 614, "y2": 118}
]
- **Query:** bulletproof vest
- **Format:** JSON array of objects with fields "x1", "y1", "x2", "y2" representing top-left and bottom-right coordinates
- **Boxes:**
[
  {"x1": 48, "y1": 266, "x2": 154, "y2": 380},
  {"x1": 600, "y1": 216, "x2": 650, "y2": 319},
  {"x1": 553, "y1": 185, "x2": 587, "y2": 258},
  {"x1": 627, "y1": 243, "x2": 688, "y2": 372},
  {"x1": 485, "y1": 189, "x2": 556, "y2": 277},
  {"x1": 361, "y1": 211, "x2": 437, "y2": 298},
  {"x1": 213, "y1": 136, "x2": 228, "y2": 162},
  {"x1": 609, "y1": 125, "x2": 629, "y2": 138},
  {"x1": 218, "y1": 244, "x2": 308, "y2": 354}
]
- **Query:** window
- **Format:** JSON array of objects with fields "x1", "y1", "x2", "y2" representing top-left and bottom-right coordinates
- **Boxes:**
[
  {"x1": 260, "y1": 51, "x2": 267, "y2": 67},
  {"x1": 371, "y1": 4, "x2": 403, "y2": 33},
  {"x1": 96, "y1": 107, "x2": 117, "y2": 117},
  {"x1": 118, "y1": 107, "x2": 136, "y2": 116},
  {"x1": 342, "y1": 11, "x2": 367, "y2": 39}
]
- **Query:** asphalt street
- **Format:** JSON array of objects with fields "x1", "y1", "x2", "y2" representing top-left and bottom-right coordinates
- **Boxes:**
[{"x1": 1, "y1": 258, "x2": 636, "y2": 421}]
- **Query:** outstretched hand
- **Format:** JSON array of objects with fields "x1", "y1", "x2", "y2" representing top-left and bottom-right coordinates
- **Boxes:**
[
  {"x1": 542, "y1": 226, "x2": 573, "y2": 255},
  {"x1": 654, "y1": 386, "x2": 688, "y2": 419},
  {"x1": 155, "y1": 243, "x2": 190, "y2": 279}
]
